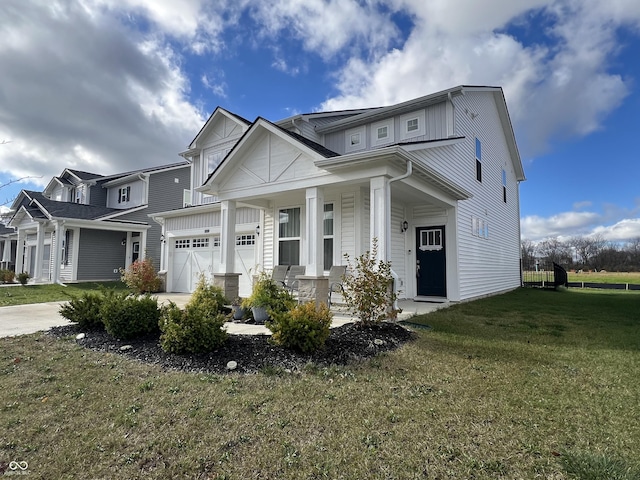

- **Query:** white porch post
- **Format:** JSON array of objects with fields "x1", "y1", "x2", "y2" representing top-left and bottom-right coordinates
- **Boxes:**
[
  {"x1": 305, "y1": 187, "x2": 324, "y2": 277},
  {"x1": 15, "y1": 230, "x2": 24, "y2": 274},
  {"x1": 219, "y1": 200, "x2": 236, "y2": 273},
  {"x1": 51, "y1": 221, "x2": 64, "y2": 284},
  {"x1": 1, "y1": 239, "x2": 10, "y2": 267},
  {"x1": 139, "y1": 229, "x2": 147, "y2": 261},
  {"x1": 370, "y1": 176, "x2": 391, "y2": 262},
  {"x1": 34, "y1": 222, "x2": 45, "y2": 281}
]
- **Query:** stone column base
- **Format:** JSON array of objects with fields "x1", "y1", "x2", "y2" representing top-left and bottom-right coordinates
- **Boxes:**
[
  {"x1": 213, "y1": 273, "x2": 241, "y2": 301},
  {"x1": 296, "y1": 276, "x2": 329, "y2": 307}
]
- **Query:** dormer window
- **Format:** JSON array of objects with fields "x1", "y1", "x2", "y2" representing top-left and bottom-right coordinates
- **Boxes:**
[
  {"x1": 118, "y1": 186, "x2": 130, "y2": 204},
  {"x1": 345, "y1": 126, "x2": 366, "y2": 153},
  {"x1": 406, "y1": 118, "x2": 419, "y2": 132},
  {"x1": 400, "y1": 110, "x2": 425, "y2": 140},
  {"x1": 350, "y1": 133, "x2": 361, "y2": 146},
  {"x1": 377, "y1": 126, "x2": 388, "y2": 140}
]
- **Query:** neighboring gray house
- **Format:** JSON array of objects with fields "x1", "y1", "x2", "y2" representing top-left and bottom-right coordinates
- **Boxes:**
[
  {"x1": 7, "y1": 163, "x2": 190, "y2": 283},
  {"x1": 0, "y1": 223, "x2": 16, "y2": 271},
  {"x1": 154, "y1": 85, "x2": 526, "y2": 303}
]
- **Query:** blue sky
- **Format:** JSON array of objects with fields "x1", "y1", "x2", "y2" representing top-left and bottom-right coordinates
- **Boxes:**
[{"x1": 1, "y1": 0, "x2": 639, "y2": 244}]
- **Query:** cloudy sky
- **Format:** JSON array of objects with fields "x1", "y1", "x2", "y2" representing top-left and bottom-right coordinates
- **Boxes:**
[{"x1": 1, "y1": 0, "x2": 639, "y2": 243}]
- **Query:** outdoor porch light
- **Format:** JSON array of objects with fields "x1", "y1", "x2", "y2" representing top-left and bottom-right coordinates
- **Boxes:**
[
  {"x1": 255, "y1": 224, "x2": 260, "y2": 236},
  {"x1": 401, "y1": 220, "x2": 409, "y2": 233}
]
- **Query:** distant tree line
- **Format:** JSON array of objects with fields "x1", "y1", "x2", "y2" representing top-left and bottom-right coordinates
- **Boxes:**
[{"x1": 521, "y1": 235, "x2": 640, "y2": 272}]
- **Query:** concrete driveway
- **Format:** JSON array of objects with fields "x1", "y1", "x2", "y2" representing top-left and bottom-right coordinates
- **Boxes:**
[{"x1": 0, "y1": 293, "x2": 192, "y2": 338}]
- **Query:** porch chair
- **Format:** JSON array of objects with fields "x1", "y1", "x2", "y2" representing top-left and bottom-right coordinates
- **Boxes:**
[
  {"x1": 328, "y1": 265, "x2": 347, "y2": 306},
  {"x1": 284, "y1": 265, "x2": 306, "y2": 295},
  {"x1": 271, "y1": 265, "x2": 289, "y2": 287}
]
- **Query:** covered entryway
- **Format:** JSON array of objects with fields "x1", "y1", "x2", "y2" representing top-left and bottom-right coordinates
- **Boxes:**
[{"x1": 416, "y1": 226, "x2": 446, "y2": 297}]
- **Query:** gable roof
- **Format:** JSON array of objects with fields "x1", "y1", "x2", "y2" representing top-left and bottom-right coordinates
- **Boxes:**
[
  {"x1": 66, "y1": 169, "x2": 104, "y2": 181},
  {"x1": 187, "y1": 107, "x2": 252, "y2": 151},
  {"x1": 202, "y1": 116, "x2": 340, "y2": 188}
]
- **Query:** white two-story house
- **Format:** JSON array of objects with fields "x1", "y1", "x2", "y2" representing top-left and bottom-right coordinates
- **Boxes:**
[
  {"x1": 8, "y1": 163, "x2": 190, "y2": 283},
  {"x1": 153, "y1": 85, "x2": 525, "y2": 303}
]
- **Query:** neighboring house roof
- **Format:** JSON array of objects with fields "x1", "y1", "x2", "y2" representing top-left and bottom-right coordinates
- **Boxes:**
[
  {"x1": 66, "y1": 169, "x2": 105, "y2": 181},
  {"x1": 26, "y1": 191, "x2": 121, "y2": 220}
]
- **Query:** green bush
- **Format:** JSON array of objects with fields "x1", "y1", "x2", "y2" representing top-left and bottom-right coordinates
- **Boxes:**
[
  {"x1": 242, "y1": 271, "x2": 296, "y2": 316},
  {"x1": 16, "y1": 272, "x2": 29, "y2": 286},
  {"x1": 100, "y1": 290, "x2": 160, "y2": 340},
  {"x1": 0, "y1": 269, "x2": 15, "y2": 283},
  {"x1": 342, "y1": 238, "x2": 399, "y2": 326},
  {"x1": 59, "y1": 291, "x2": 105, "y2": 330},
  {"x1": 159, "y1": 302, "x2": 227, "y2": 354},
  {"x1": 190, "y1": 275, "x2": 228, "y2": 315},
  {"x1": 267, "y1": 301, "x2": 332, "y2": 353},
  {"x1": 120, "y1": 258, "x2": 162, "y2": 294}
]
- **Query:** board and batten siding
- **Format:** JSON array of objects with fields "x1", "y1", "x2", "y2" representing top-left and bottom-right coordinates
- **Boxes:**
[
  {"x1": 451, "y1": 91, "x2": 521, "y2": 300},
  {"x1": 76, "y1": 229, "x2": 126, "y2": 281},
  {"x1": 323, "y1": 102, "x2": 450, "y2": 154}
]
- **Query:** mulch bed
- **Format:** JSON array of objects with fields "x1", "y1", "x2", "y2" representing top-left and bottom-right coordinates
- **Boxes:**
[{"x1": 48, "y1": 322, "x2": 416, "y2": 375}]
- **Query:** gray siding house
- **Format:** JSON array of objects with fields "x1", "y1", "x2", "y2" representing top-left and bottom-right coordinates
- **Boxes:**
[{"x1": 7, "y1": 163, "x2": 190, "y2": 283}]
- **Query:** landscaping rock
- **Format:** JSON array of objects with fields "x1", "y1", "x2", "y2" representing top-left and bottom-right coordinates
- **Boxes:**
[{"x1": 226, "y1": 361, "x2": 238, "y2": 371}]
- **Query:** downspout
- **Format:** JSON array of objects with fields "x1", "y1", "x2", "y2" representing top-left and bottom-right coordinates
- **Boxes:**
[{"x1": 387, "y1": 160, "x2": 413, "y2": 308}]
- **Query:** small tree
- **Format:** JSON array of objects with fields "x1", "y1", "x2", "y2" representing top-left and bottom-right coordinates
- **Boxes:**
[
  {"x1": 120, "y1": 258, "x2": 162, "y2": 294},
  {"x1": 342, "y1": 238, "x2": 399, "y2": 326}
]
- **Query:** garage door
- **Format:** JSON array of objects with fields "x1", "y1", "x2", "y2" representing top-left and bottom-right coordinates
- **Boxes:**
[{"x1": 171, "y1": 234, "x2": 257, "y2": 296}]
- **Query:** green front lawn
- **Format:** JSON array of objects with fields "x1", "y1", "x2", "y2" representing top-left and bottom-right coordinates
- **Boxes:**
[
  {"x1": 1, "y1": 288, "x2": 639, "y2": 479},
  {"x1": 0, "y1": 281, "x2": 129, "y2": 307}
]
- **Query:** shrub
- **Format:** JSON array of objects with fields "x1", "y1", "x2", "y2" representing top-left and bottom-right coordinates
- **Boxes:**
[
  {"x1": 16, "y1": 272, "x2": 29, "y2": 285},
  {"x1": 267, "y1": 301, "x2": 332, "y2": 353},
  {"x1": 190, "y1": 275, "x2": 228, "y2": 315},
  {"x1": 342, "y1": 238, "x2": 399, "y2": 326},
  {"x1": 120, "y1": 258, "x2": 162, "y2": 294},
  {"x1": 242, "y1": 271, "x2": 296, "y2": 316},
  {"x1": 100, "y1": 290, "x2": 160, "y2": 340},
  {"x1": 159, "y1": 301, "x2": 227, "y2": 354},
  {"x1": 59, "y1": 291, "x2": 105, "y2": 330},
  {"x1": 0, "y1": 269, "x2": 15, "y2": 283}
]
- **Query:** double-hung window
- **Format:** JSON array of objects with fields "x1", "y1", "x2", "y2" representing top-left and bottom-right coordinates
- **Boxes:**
[{"x1": 278, "y1": 207, "x2": 301, "y2": 265}]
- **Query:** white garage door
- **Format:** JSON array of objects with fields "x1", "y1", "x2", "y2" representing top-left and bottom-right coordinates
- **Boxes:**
[{"x1": 171, "y1": 234, "x2": 257, "y2": 296}]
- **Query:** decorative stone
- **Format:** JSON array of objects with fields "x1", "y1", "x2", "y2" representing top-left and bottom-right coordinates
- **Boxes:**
[
  {"x1": 76, "y1": 333, "x2": 86, "y2": 340},
  {"x1": 120, "y1": 345, "x2": 133, "y2": 351},
  {"x1": 373, "y1": 338, "x2": 385, "y2": 346},
  {"x1": 226, "y1": 361, "x2": 238, "y2": 371}
]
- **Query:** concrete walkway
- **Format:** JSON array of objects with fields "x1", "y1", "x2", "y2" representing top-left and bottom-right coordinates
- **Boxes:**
[{"x1": 0, "y1": 294, "x2": 448, "y2": 338}]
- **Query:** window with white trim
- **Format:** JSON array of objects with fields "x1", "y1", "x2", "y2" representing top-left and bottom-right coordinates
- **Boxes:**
[
  {"x1": 372, "y1": 120, "x2": 394, "y2": 146},
  {"x1": 323, "y1": 203, "x2": 334, "y2": 271},
  {"x1": 345, "y1": 126, "x2": 366, "y2": 153},
  {"x1": 400, "y1": 110, "x2": 425, "y2": 140},
  {"x1": 475, "y1": 138, "x2": 482, "y2": 182},
  {"x1": 471, "y1": 216, "x2": 489, "y2": 239},
  {"x1": 192, "y1": 238, "x2": 209, "y2": 248},
  {"x1": 175, "y1": 239, "x2": 190, "y2": 249},
  {"x1": 419, "y1": 229, "x2": 443, "y2": 251},
  {"x1": 118, "y1": 186, "x2": 131, "y2": 204},
  {"x1": 406, "y1": 118, "x2": 419, "y2": 132},
  {"x1": 236, "y1": 234, "x2": 256, "y2": 246},
  {"x1": 502, "y1": 169, "x2": 507, "y2": 203},
  {"x1": 278, "y1": 207, "x2": 300, "y2": 265}
]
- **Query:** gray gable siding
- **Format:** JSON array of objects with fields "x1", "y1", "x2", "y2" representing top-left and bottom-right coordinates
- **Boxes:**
[
  {"x1": 77, "y1": 229, "x2": 126, "y2": 281},
  {"x1": 116, "y1": 165, "x2": 191, "y2": 269}
]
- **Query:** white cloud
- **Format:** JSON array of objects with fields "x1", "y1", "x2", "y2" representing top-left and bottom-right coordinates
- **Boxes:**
[
  {"x1": 522, "y1": 211, "x2": 602, "y2": 240},
  {"x1": 593, "y1": 219, "x2": 640, "y2": 242},
  {"x1": 0, "y1": 0, "x2": 204, "y2": 185}
]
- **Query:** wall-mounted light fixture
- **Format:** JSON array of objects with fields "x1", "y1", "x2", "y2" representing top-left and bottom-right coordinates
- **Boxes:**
[
  {"x1": 121, "y1": 238, "x2": 127, "y2": 246},
  {"x1": 255, "y1": 224, "x2": 260, "y2": 236},
  {"x1": 160, "y1": 234, "x2": 165, "y2": 243},
  {"x1": 401, "y1": 220, "x2": 409, "y2": 233}
]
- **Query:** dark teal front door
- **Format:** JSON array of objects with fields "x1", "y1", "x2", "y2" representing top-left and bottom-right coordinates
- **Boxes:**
[{"x1": 416, "y1": 226, "x2": 446, "y2": 297}]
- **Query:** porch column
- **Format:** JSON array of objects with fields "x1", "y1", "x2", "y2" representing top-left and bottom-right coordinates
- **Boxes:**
[
  {"x1": 219, "y1": 200, "x2": 236, "y2": 273},
  {"x1": 51, "y1": 221, "x2": 65, "y2": 284},
  {"x1": 370, "y1": 176, "x2": 391, "y2": 262},
  {"x1": 34, "y1": 221, "x2": 45, "y2": 281},
  {"x1": 15, "y1": 230, "x2": 25, "y2": 275},
  {"x1": 1, "y1": 239, "x2": 10, "y2": 267},
  {"x1": 214, "y1": 200, "x2": 239, "y2": 301},
  {"x1": 305, "y1": 187, "x2": 324, "y2": 277},
  {"x1": 139, "y1": 229, "x2": 147, "y2": 261}
]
